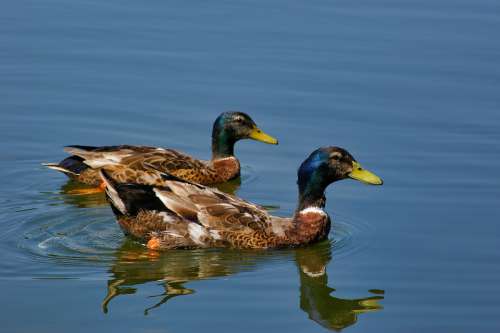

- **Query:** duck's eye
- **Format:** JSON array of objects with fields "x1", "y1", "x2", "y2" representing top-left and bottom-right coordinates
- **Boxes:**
[
  {"x1": 234, "y1": 116, "x2": 244, "y2": 123},
  {"x1": 330, "y1": 155, "x2": 340, "y2": 161}
]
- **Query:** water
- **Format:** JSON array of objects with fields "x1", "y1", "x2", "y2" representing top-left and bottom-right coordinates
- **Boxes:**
[{"x1": 1, "y1": 0, "x2": 500, "y2": 331}]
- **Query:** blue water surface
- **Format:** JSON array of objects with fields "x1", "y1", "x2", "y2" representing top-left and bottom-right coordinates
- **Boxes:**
[{"x1": 1, "y1": 0, "x2": 500, "y2": 332}]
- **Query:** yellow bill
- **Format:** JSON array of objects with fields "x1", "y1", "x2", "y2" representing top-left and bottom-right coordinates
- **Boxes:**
[
  {"x1": 248, "y1": 127, "x2": 279, "y2": 145},
  {"x1": 348, "y1": 161, "x2": 383, "y2": 185}
]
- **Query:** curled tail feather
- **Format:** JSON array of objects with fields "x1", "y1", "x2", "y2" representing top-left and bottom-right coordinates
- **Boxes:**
[
  {"x1": 42, "y1": 163, "x2": 79, "y2": 176},
  {"x1": 43, "y1": 155, "x2": 90, "y2": 176}
]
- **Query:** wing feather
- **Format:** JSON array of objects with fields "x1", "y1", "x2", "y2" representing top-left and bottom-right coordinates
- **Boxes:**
[
  {"x1": 152, "y1": 180, "x2": 273, "y2": 233},
  {"x1": 64, "y1": 145, "x2": 205, "y2": 173}
]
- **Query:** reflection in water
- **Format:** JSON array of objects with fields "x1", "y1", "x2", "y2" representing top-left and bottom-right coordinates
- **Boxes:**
[
  {"x1": 296, "y1": 245, "x2": 383, "y2": 331},
  {"x1": 58, "y1": 181, "x2": 109, "y2": 208},
  {"x1": 57, "y1": 177, "x2": 242, "y2": 208},
  {"x1": 103, "y1": 241, "x2": 383, "y2": 330},
  {"x1": 213, "y1": 177, "x2": 242, "y2": 195}
]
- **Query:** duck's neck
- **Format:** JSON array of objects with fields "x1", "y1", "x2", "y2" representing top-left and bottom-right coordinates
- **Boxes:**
[
  {"x1": 211, "y1": 127, "x2": 236, "y2": 160},
  {"x1": 296, "y1": 179, "x2": 328, "y2": 212},
  {"x1": 288, "y1": 168, "x2": 332, "y2": 246},
  {"x1": 291, "y1": 196, "x2": 331, "y2": 246},
  {"x1": 297, "y1": 194, "x2": 327, "y2": 212}
]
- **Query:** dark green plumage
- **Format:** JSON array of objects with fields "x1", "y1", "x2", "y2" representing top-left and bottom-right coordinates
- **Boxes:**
[{"x1": 297, "y1": 147, "x2": 356, "y2": 211}]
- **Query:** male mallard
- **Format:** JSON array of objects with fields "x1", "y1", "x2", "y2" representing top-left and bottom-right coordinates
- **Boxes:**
[
  {"x1": 43, "y1": 112, "x2": 278, "y2": 193},
  {"x1": 99, "y1": 146, "x2": 383, "y2": 250}
]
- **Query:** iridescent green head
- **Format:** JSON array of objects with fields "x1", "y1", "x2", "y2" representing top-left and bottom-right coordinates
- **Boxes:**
[
  {"x1": 297, "y1": 147, "x2": 383, "y2": 210},
  {"x1": 211, "y1": 112, "x2": 278, "y2": 159}
]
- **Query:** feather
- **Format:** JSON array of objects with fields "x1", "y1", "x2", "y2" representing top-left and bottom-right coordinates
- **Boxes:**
[
  {"x1": 187, "y1": 223, "x2": 209, "y2": 246},
  {"x1": 153, "y1": 188, "x2": 199, "y2": 220},
  {"x1": 42, "y1": 163, "x2": 79, "y2": 176},
  {"x1": 100, "y1": 170, "x2": 127, "y2": 215},
  {"x1": 299, "y1": 207, "x2": 327, "y2": 216}
]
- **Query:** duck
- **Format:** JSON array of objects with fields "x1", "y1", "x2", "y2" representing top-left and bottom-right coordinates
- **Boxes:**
[
  {"x1": 43, "y1": 112, "x2": 278, "y2": 194},
  {"x1": 99, "y1": 146, "x2": 383, "y2": 250}
]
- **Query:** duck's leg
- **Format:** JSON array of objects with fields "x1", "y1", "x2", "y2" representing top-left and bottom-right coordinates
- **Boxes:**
[
  {"x1": 67, "y1": 181, "x2": 106, "y2": 195},
  {"x1": 147, "y1": 237, "x2": 161, "y2": 250}
]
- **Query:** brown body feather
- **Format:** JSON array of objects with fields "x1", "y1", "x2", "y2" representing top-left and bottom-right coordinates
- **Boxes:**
[{"x1": 62, "y1": 145, "x2": 241, "y2": 186}]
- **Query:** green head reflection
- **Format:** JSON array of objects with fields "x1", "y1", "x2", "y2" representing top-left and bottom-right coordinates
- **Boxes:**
[{"x1": 296, "y1": 242, "x2": 384, "y2": 330}]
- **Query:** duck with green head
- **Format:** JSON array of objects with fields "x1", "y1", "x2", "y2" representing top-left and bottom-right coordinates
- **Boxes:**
[
  {"x1": 43, "y1": 112, "x2": 278, "y2": 194},
  {"x1": 99, "y1": 146, "x2": 382, "y2": 250}
]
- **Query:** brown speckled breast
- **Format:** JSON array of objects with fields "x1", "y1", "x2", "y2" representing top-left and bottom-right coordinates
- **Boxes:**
[{"x1": 210, "y1": 157, "x2": 240, "y2": 182}]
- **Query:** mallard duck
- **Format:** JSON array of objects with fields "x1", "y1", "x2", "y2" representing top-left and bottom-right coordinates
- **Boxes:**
[
  {"x1": 43, "y1": 112, "x2": 278, "y2": 194},
  {"x1": 99, "y1": 146, "x2": 383, "y2": 250}
]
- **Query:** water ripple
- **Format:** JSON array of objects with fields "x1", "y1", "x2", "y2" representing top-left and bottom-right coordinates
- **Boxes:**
[
  {"x1": 330, "y1": 213, "x2": 375, "y2": 260},
  {"x1": 0, "y1": 159, "x2": 373, "y2": 280}
]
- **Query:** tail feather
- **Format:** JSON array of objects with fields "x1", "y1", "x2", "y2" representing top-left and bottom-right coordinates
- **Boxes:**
[
  {"x1": 99, "y1": 169, "x2": 167, "y2": 217},
  {"x1": 64, "y1": 145, "x2": 99, "y2": 152},
  {"x1": 42, "y1": 163, "x2": 79, "y2": 176},
  {"x1": 63, "y1": 145, "x2": 99, "y2": 158},
  {"x1": 43, "y1": 155, "x2": 89, "y2": 176},
  {"x1": 65, "y1": 145, "x2": 129, "y2": 168},
  {"x1": 63, "y1": 146, "x2": 98, "y2": 160},
  {"x1": 100, "y1": 170, "x2": 128, "y2": 216}
]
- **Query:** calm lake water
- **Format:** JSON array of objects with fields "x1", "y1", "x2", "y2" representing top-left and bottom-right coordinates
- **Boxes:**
[{"x1": 2, "y1": 0, "x2": 500, "y2": 332}]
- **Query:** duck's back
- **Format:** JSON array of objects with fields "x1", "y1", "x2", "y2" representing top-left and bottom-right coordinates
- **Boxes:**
[{"x1": 56, "y1": 145, "x2": 238, "y2": 186}]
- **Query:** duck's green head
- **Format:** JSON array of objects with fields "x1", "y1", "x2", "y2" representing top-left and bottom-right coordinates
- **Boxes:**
[
  {"x1": 297, "y1": 147, "x2": 382, "y2": 209},
  {"x1": 212, "y1": 112, "x2": 278, "y2": 158}
]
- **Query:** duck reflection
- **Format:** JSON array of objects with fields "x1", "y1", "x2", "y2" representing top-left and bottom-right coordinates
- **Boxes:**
[
  {"x1": 57, "y1": 181, "x2": 109, "y2": 208},
  {"x1": 57, "y1": 177, "x2": 242, "y2": 208},
  {"x1": 102, "y1": 240, "x2": 383, "y2": 330},
  {"x1": 296, "y1": 244, "x2": 383, "y2": 330}
]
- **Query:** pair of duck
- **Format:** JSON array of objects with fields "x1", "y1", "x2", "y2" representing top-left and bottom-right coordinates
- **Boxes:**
[{"x1": 45, "y1": 112, "x2": 382, "y2": 250}]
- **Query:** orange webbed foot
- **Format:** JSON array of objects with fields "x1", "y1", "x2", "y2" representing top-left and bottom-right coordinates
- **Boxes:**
[{"x1": 147, "y1": 237, "x2": 161, "y2": 250}]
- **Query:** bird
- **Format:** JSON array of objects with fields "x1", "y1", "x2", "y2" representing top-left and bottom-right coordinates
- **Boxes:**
[
  {"x1": 99, "y1": 146, "x2": 383, "y2": 250},
  {"x1": 43, "y1": 112, "x2": 278, "y2": 194}
]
